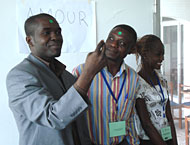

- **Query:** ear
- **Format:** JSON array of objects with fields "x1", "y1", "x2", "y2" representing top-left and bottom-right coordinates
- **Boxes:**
[
  {"x1": 26, "y1": 36, "x2": 34, "y2": 48},
  {"x1": 127, "y1": 44, "x2": 136, "y2": 54},
  {"x1": 142, "y1": 53, "x2": 149, "y2": 62},
  {"x1": 129, "y1": 46, "x2": 136, "y2": 54}
]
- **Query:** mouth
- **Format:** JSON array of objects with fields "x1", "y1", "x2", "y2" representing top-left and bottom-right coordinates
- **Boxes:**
[
  {"x1": 50, "y1": 44, "x2": 61, "y2": 47},
  {"x1": 48, "y1": 42, "x2": 62, "y2": 48},
  {"x1": 106, "y1": 47, "x2": 118, "y2": 54},
  {"x1": 156, "y1": 62, "x2": 163, "y2": 68}
]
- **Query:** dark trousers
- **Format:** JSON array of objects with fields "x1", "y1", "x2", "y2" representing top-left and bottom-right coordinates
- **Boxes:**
[{"x1": 140, "y1": 138, "x2": 173, "y2": 145}]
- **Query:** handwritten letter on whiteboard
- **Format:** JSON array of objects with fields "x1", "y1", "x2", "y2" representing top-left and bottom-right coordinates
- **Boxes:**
[{"x1": 16, "y1": 0, "x2": 96, "y2": 53}]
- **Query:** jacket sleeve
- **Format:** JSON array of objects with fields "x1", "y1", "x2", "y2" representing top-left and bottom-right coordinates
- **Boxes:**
[{"x1": 6, "y1": 68, "x2": 88, "y2": 130}]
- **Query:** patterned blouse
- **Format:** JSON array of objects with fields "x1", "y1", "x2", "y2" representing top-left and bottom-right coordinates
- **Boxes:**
[{"x1": 134, "y1": 70, "x2": 169, "y2": 140}]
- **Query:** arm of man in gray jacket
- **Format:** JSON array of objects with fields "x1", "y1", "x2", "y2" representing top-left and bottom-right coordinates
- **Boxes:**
[{"x1": 6, "y1": 41, "x2": 106, "y2": 130}]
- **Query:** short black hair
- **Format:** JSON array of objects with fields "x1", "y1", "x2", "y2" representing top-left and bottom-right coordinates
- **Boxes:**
[
  {"x1": 113, "y1": 24, "x2": 137, "y2": 48},
  {"x1": 24, "y1": 13, "x2": 56, "y2": 36}
]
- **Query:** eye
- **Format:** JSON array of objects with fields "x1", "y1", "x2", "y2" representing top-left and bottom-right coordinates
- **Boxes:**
[
  {"x1": 119, "y1": 41, "x2": 126, "y2": 47},
  {"x1": 108, "y1": 36, "x2": 114, "y2": 41},
  {"x1": 42, "y1": 31, "x2": 50, "y2": 35},
  {"x1": 55, "y1": 30, "x2": 61, "y2": 35}
]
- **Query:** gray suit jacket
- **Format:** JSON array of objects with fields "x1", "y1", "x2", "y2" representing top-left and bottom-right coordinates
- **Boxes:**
[{"x1": 6, "y1": 54, "x2": 91, "y2": 145}]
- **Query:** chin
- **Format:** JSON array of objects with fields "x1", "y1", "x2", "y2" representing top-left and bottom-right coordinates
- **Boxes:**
[
  {"x1": 105, "y1": 53, "x2": 118, "y2": 61},
  {"x1": 155, "y1": 66, "x2": 161, "y2": 70},
  {"x1": 106, "y1": 55, "x2": 116, "y2": 61},
  {"x1": 54, "y1": 51, "x2": 61, "y2": 57},
  {"x1": 54, "y1": 54, "x2": 61, "y2": 57}
]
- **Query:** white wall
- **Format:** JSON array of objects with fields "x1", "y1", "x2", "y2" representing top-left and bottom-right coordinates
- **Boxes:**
[
  {"x1": 0, "y1": 0, "x2": 154, "y2": 144},
  {"x1": 184, "y1": 22, "x2": 190, "y2": 85},
  {"x1": 161, "y1": 0, "x2": 190, "y2": 21},
  {"x1": 161, "y1": 0, "x2": 190, "y2": 90},
  {"x1": 161, "y1": 0, "x2": 190, "y2": 116}
]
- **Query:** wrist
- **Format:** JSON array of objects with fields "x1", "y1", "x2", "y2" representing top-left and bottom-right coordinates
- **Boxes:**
[{"x1": 74, "y1": 83, "x2": 87, "y2": 95}]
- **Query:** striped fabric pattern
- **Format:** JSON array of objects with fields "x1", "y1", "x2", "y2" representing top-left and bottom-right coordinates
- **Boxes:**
[{"x1": 73, "y1": 62, "x2": 140, "y2": 145}]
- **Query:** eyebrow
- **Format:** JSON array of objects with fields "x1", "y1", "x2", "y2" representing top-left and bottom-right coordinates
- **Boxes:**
[{"x1": 42, "y1": 27, "x2": 62, "y2": 31}]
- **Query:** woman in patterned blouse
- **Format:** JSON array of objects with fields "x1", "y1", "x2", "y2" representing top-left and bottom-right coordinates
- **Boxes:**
[{"x1": 134, "y1": 34, "x2": 178, "y2": 145}]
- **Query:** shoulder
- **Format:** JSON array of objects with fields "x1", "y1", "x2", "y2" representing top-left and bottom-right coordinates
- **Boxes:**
[
  {"x1": 8, "y1": 56, "x2": 45, "y2": 77},
  {"x1": 155, "y1": 69, "x2": 166, "y2": 80},
  {"x1": 7, "y1": 58, "x2": 32, "y2": 77},
  {"x1": 6, "y1": 54, "x2": 52, "y2": 84},
  {"x1": 72, "y1": 63, "x2": 85, "y2": 76},
  {"x1": 6, "y1": 58, "x2": 40, "y2": 95},
  {"x1": 135, "y1": 76, "x2": 151, "y2": 98},
  {"x1": 155, "y1": 69, "x2": 168, "y2": 88},
  {"x1": 124, "y1": 63, "x2": 138, "y2": 76}
]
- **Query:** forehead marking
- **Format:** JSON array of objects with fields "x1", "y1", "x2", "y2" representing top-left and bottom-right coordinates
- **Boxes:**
[
  {"x1": 118, "y1": 31, "x2": 122, "y2": 35},
  {"x1": 49, "y1": 19, "x2": 54, "y2": 23}
]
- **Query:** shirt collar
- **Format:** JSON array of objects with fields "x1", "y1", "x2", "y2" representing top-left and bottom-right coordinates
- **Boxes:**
[
  {"x1": 32, "y1": 54, "x2": 66, "y2": 77},
  {"x1": 34, "y1": 55, "x2": 50, "y2": 66},
  {"x1": 104, "y1": 61, "x2": 127, "y2": 78},
  {"x1": 50, "y1": 59, "x2": 66, "y2": 77}
]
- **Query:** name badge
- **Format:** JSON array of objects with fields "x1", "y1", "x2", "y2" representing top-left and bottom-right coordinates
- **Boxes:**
[
  {"x1": 109, "y1": 121, "x2": 126, "y2": 137},
  {"x1": 160, "y1": 126, "x2": 172, "y2": 141}
]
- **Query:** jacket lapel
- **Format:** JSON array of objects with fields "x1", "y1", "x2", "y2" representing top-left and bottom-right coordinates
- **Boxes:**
[{"x1": 27, "y1": 54, "x2": 66, "y2": 91}]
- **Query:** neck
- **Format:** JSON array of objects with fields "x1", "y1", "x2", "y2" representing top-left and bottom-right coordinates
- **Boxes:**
[
  {"x1": 107, "y1": 60, "x2": 123, "y2": 76},
  {"x1": 141, "y1": 66, "x2": 154, "y2": 77},
  {"x1": 32, "y1": 53, "x2": 54, "y2": 64},
  {"x1": 139, "y1": 65, "x2": 157, "y2": 85}
]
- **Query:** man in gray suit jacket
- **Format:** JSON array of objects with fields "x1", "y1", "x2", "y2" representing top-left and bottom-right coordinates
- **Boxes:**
[{"x1": 6, "y1": 13, "x2": 107, "y2": 145}]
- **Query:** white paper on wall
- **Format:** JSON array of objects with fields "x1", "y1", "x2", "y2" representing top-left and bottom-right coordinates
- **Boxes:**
[{"x1": 16, "y1": 0, "x2": 96, "y2": 53}]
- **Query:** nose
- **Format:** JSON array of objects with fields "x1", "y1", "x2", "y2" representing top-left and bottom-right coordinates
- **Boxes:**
[
  {"x1": 110, "y1": 40, "x2": 118, "y2": 48},
  {"x1": 50, "y1": 32, "x2": 57, "y2": 40},
  {"x1": 50, "y1": 32, "x2": 62, "y2": 41}
]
